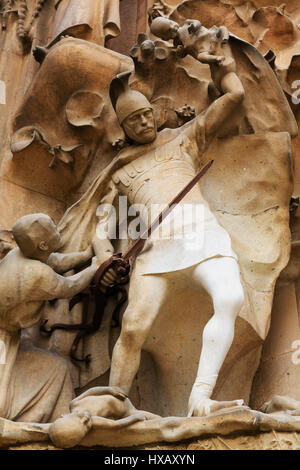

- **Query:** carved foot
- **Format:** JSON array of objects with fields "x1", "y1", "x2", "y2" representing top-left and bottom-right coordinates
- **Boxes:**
[{"x1": 188, "y1": 397, "x2": 246, "y2": 417}]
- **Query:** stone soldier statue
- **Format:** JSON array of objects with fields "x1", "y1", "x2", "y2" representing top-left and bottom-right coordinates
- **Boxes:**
[
  {"x1": 50, "y1": 0, "x2": 121, "y2": 47},
  {"x1": 57, "y1": 20, "x2": 297, "y2": 414},
  {"x1": 59, "y1": 53, "x2": 246, "y2": 416},
  {"x1": 103, "y1": 68, "x2": 245, "y2": 417}
]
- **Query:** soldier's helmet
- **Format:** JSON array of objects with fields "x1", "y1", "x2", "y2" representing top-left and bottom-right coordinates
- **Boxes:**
[{"x1": 109, "y1": 71, "x2": 152, "y2": 125}]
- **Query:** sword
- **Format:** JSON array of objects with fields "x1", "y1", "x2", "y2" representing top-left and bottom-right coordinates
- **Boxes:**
[
  {"x1": 94, "y1": 158, "x2": 214, "y2": 283},
  {"x1": 41, "y1": 159, "x2": 213, "y2": 363}
]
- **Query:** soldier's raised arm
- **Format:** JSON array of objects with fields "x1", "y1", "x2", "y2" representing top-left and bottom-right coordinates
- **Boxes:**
[
  {"x1": 199, "y1": 73, "x2": 244, "y2": 147},
  {"x1": 186, "y1": 43, "x2": 245, "y2": 154}
]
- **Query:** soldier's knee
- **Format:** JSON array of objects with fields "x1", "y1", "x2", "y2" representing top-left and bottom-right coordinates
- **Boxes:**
[
  {"x1": 214, "y1": 284, "x2": 244, "y2": 316},
  {"x1": 120, "y1": 311, "x2": 149, "y2": 349}
]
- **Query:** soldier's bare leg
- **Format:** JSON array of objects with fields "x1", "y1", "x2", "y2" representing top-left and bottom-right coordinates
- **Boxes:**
[
  {"x1": 109, "y1": 272, "x2": 169, "y2": 395},
  {"x1": 188, "y1": 256, "x2": 245, "y2": 416}
]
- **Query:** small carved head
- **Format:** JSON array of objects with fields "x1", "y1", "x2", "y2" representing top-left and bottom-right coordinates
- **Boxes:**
[
  {"x1": 185, "y1": 19, "x2": 203, "y2": 35},
  {"x1": 49, "y1": 411, "x2": 92, "y2": 449},
  {"x1": 176, "y1": 19, "x2": 203, "y2": 47},
  {"x1": 122, "y1": 107, "x2": 157, "y2": 145},
  {"x1": 150, "y1": 17, "x2": 179, "y2": 41},
  {"x1": 12, "y1": 213, "x2": 62, "y2": 262}
]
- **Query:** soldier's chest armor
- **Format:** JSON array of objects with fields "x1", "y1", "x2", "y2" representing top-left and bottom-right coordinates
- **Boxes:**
[{"x1": 112, "y1": 135, "x2": 197, "y2": 206}]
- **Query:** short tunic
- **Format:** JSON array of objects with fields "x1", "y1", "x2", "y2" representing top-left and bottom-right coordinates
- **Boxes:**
[{"x1": 109, "y1": 132, "x2": 237, "y2": 275}]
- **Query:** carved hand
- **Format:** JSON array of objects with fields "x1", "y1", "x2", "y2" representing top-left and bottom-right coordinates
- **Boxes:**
[
  {"x1": 101, "y1": 267, "x2": 119, "y2": 288},
  {"x1": 92, "y1": 250, "x2": 120, "y2": 289}
]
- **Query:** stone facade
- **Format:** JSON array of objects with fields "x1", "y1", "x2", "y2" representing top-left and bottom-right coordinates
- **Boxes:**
[{"x1": 0, "y1": 0, "x2": 300, "y2": 450}]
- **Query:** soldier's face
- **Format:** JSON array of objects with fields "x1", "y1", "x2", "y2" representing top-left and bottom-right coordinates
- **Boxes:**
[{"x1": 123, "y1": 107, "x2": 157, "y2": 144}]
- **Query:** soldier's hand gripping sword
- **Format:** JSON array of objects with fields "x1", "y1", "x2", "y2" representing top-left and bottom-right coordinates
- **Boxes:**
[{"x1": 41, "y1": 160, "x2": 213, "y2": 363}]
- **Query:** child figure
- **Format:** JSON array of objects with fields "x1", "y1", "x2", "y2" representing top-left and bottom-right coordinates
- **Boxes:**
[
  {"x1": 0, "y1": 213, "x2": 101, "y2": 423},
  {"x1": 49, "y1": 386, "x2": 160, "y2": 448},
  {"x1": 150, "y1": 17, "x2": 245, "y2": 99}
]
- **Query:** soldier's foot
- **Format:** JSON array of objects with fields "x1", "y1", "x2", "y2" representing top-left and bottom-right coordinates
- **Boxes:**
[{"x1": 188, "y1": 397, "x2": 246, "y2": 417}]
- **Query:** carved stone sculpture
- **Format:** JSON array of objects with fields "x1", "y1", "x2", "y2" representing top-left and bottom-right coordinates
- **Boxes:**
[
  {"x1": 0, "y1": 213, "x2": 98, "y2": 422},
  {"x1": 49, "y1": 386, "x2": 160, "y2": 448},
  {"x1": 8, "y1": 38, "x2": 132, "y2": 199},
  {"x1": 105, "y1": 63, "x2": 246, "y2": 418},
  {"x1": 0, "y1": 0, "x2": 300, "y2": 451},
  {"x1": 55, "y1": 17, "x2": 296, "y2": 420}
]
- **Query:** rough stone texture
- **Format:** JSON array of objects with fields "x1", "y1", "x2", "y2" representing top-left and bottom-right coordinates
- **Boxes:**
[
  {"x1": 3, "y1": 408, "x2": 300, "y2": 449},
  {"x1": 0, "y1": 0, "x2": 300, "y2": 450},
  {"x1": 142, "y1": 0, "x2": 300, "y2": 415},
  {"x1": 251, "y1": 283, "x2": 300, "y2": 409},
  {"x1": 0, "y1": 178, "x2": 66, "y2": 230},
  {"x1": 4, "y1": 431, "x2": 300, "y2": 450},
  {"x1": 7, "y1": 39, "x2": 133, "y2": 201}
]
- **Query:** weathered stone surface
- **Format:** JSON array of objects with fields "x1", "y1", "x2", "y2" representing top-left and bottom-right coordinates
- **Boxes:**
[
  {"x1": 0, "y1": 0, "x2": 299, "y2": 451},
  {"x1": 251, "y1": 283, "x2": 300, "y2": 409},
  {"x1": 0, "y1": 177, "x2": 66, "y2": 230},
  {"x1": 4, "y1": 39, "x2": 132, "y2": 200},
  {"x1": 3, "y1": 407, "x2": 300, "y2": 449}
]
